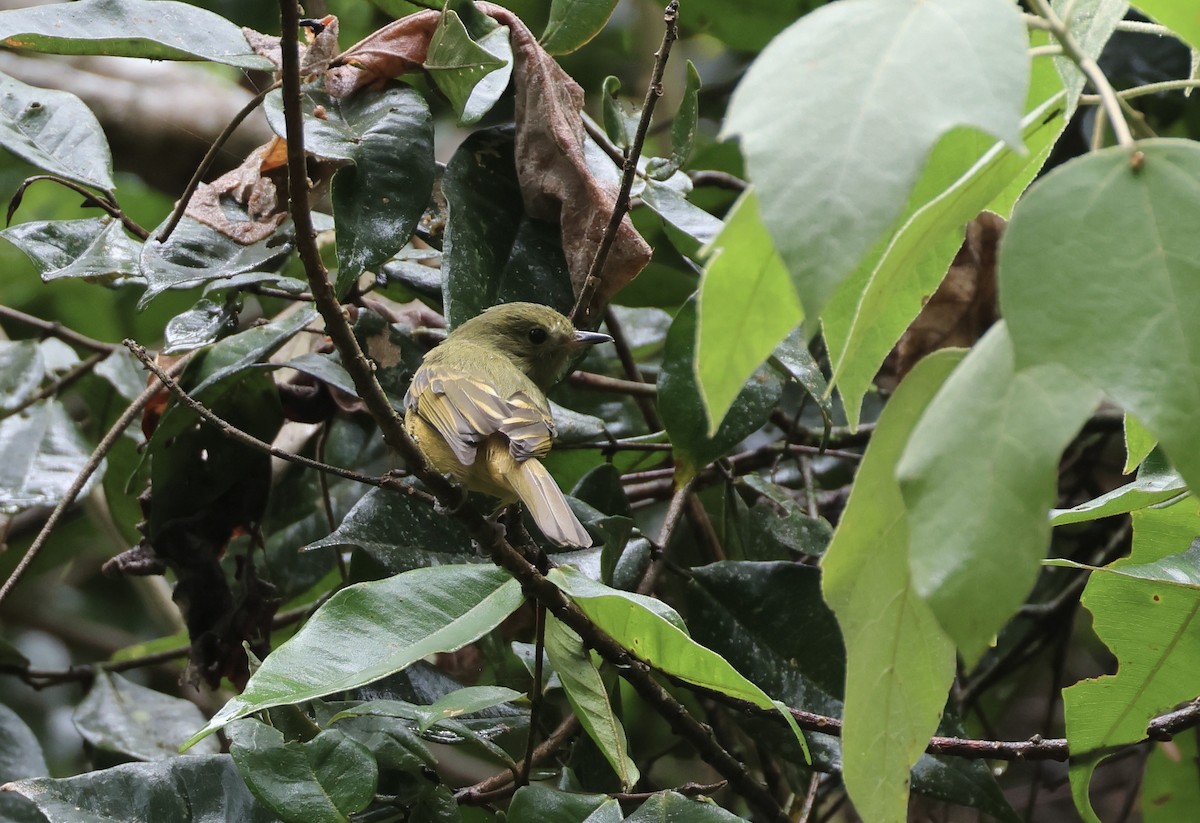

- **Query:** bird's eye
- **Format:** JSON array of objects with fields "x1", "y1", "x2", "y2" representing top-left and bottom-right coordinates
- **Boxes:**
[{"x1": 528, "y1": 327, "x2": 548, "y2": 344}]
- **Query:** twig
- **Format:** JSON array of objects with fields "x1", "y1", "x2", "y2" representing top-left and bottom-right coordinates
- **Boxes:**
[
  {"x1": 316, "y1": 425, "x2": 348, "y2": 582},
  {"x1": 520, "y1": 602, "x2": 547, "y2": 786},
  {"x1": 570, "y1": 1, "x2": 679, "y2": 326},
  {"x1": 7, "y1": 174, "x2": 149, "y2": 240},
  {"x1": 602, "y1": 307, "x2": 662, "y2": 429},
  {"x1": 157, "y1": 81, "x2": 282, "y2": 243},
  {"x1": 613, "y1": 781, "x2": 728, "y2": 802},
  {"x1": 455, "y1": 715, "x2": 582, "y2": 805},
  {"x1": 567, "y1": 370, "x2": 658, "y2": 397},
  {"x1": 1080, "y1": 79, "x2": 1200, "y2": 104},
  {"x1": 688, "y1": 170, "x2": 746, "y2": 191},
  {"x1": 1029, "y1": 0, "x2": 1135, "y2": 154},
  {"x1": 0, "y1": 305, "x2": 121, "y2": 354},
  {"x1": 795, "y1": 771, "x2": 822, "y2": 823},
  {"x1": 0, "y1": 354, "x2": 194, "y2": 609},
  {"x1": 0, "y1": 352, "x2": 108, "y2": 421},
  {"x1": 123, "y1": 340, "x2": 433, "y2": 505},
  {"x1": 637, "y1": 475, "x2": 698, "y2": 595}
]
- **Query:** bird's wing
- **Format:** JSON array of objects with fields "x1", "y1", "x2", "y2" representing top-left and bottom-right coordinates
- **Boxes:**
[{"x1": 405, "y1": 359, "x2": 554, "y2": 466}]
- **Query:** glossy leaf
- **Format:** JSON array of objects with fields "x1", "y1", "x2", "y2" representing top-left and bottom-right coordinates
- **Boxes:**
[
  {"x1": 229, "y1": 720, "x2": 377, "y2": 823},
  {"x1": 442, "y1": 127, "x2": 575, "y2": 328},
  {"x1": 5, "y1": 755, "x2": 279, "y2": 822},
  {"x1": 1051, "y1": 452, "x2": 1186, "y2": 525},
  {"x1": 508, "y1": 785, "x2": 619, "y2": 823},
  {"x1": 0, "y1": 0, "x2": 272, "y2": 69},
  {"x1": 187, "y1": 565, "x2": 524, "y2": 745},
  {"x1": 426, "y1": 11, "x2": 511, "y2": 125},
  {"x1": 328, "y1": 86, "x2": 435, "y2": 295},
  {"x1": 900, "y1": 326, "x2": 1099, "y2": 661},
  {"x1": 626, "y1": 791, "x2": 746, "y2": 821},
  {"x1": 162, "y1": 298, "x2": 238, "y2": 354},
  {"x1": 0, "y1": 340, "x2": 44, "y2": 412},
  {"x1": 725, "y1": 0, "x2": 1027, "y2": 326},
  {"x1": 770, "y1": 329, "x2": 833, "y2": 435},
  {"x1": 639, "y1": 181, "x2": 723, "y2": 258},
  {"x1": 139, "y1": 217, "x2": 291, "y2": 306},
  {"x1": 0, "y1": 70, "x2": 113, "y2": 191},
  {"x1": 303, "y1": 486, "x2": 476, "y2": 573},
  {"x1": 821, "y1": 351, "x2": 961, "y2": 823},
  {"x1": 0, "y1": 704, "x2": 46, "y2": 823},
  {"x1": 1062, "y1": 498, "x2": 1200, "y2": 823},
  {"x1": 545, "y1": 617, "x2": 638, "y2": 789},
  {"x1": 541, "y1": 0, "x2": 619, "y2": 55},
  {"x1": 187, "y1": 306, "x2": 318, "y2": 396},
  {"x1": 823, "y1": 40, "x2": 1067, "y2": 427},
  {"x1": 74, "y1": 672, "x2": 219, "y2": 761},
  {"x1": 659, "y1": 297, "x2": 782, "y2": 482},
  {"x1": 696, "y1": 190, "x2": 800, "y2": 435},
  {"x1": 646, "y1": 60, "x2": 701, "y2": 180},
  {"x1": 550, "y1": 565, "x2": 810, "y2": 759},
  {"x1": 0, "y1": 400, "x2": 97, "y2": 514},
  {"x1": 2, "y1": 217, "x2": 142, "y2": 284},
  {"x1": 1002, "y1": 140, "x2": 1200, "y2": 495},
  {"x1": 414, "y1": 686, "x2": 524, "y2": 733}
]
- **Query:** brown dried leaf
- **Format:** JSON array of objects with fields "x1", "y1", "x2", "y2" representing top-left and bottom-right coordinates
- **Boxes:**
[
  {"x1": 327, "y1": 11, "x2": 441, "y2": 97},
  {"x1": 242, "y1": 15, "x2": 341, "y2": 76},
  {"x1": 893, "y1": 211, "x2": 1005, "y2": 380},
  {"x1": 185, "y1": 138, "x2": 290, "y2": 244}
]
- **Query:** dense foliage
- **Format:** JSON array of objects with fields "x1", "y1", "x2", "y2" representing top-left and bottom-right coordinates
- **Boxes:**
[{"x1": 1, "y1": 1, "x2": 1199, "y2": 821}]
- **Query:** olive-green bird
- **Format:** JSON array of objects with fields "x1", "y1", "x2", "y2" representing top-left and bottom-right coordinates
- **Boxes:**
[{"x1": 403, "y1": 302, "x2": 612, "y2": 547}]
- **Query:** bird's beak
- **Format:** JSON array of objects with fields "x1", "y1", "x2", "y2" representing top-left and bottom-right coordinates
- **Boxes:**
[{"x1": 571, "y1": 330, "x2": 614, "y2": 347}]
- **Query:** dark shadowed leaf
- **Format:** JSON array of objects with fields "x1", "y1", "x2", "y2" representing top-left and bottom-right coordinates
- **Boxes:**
[
  {"x1": 659, "y1": 297, "x2": 782, "y2": 481},
  {"x1": 0, "y1": 71, "x2": 113, "y2": 191},
  {"x1": 187, "y1": 307, "x2": 318, "y2": 395},
  {"x1": 74, "y1": 672, "x2": 219, "y2": 761},
  {"x1": 229, "y1": 720, "x2": 376, "y2": 823},
  {"x1": 442, "y1": 127, "x2": 575, "y2": 327},
  {"x1": 1, "y1": 218, "x2": 141, "y2": 284},
  {"x1": 4, "y1": 755, "x2": 279, "y2": 822},
  {"x1": 508, "y1": 785, "x2": 620, "y2": 823},
  {"x1": 303, "y1": 486, "x2": 476, "y2": 573},
  {"x1": 625, "y1": 791, "x2": 747, "y2": 821},
  {"x1": 0, "y1": 400, "x2": 97, "y2": 514},
  {"x1": 0, "y1": 0, "x2": 273, "y2": 69},
  {"x1": 0, "y1": 704, "x2": 46, "y2": 823}
]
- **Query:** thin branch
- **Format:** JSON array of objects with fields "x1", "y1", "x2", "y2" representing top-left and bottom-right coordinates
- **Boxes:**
[
  {"x1": 7, "y1": 174, "x2": 149, "y2": 240},
  {"x1": 567, "y1": 370, "x2": 658, "y2": 397},
  {"x1": 688, "y1": 170, "x2": 746, "y2": 191},
  {"x1": 602, "y1": 306, "x2": 662, "y2": 429},
  {"x1": 0, "y1": 354, "x2": 194, "y2": 609},
  {"x1": 0, "y1": 352, "x2": 108, "y2": 421},
  {"x1": 123, "y1": 340, "x2": 434, "y2": 505},
  {"x1": 1029, "y1": 0, "x2": 1135, "y2": 154},
  {"x1": 455, "y1": 715, "x2": 582, "y2": 805},
  {"x1": 795, "y1": 772, "x2": 822, "y2": 823},
  {"x1": 1080, "y1": 79, "x2": 1200, "y2": 104},
  {"x1": 637, "y1": 475, "x2": 699, "y2": 594},
  {"x1": 157, "y1": 81, "x2": 283, "y2": 243},
  {"x1": 0, "y1": 305, "x2": 121, "y2": 354},
  {"x1": 1113, "y1": 20, "x2": 1176, "y2": 36},
  {"x1": 570, "y1": 1, "x2": 679, "y2": 326},
  {"x1": 520, "y1": 602, "x2": 547, "y2": 786},
  {"x1": 613, "y1": 781, "x2": 728, "y2": 802}
]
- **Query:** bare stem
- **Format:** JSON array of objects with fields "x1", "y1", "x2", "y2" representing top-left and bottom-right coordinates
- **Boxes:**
[{"x1": 0, "y1": 305, "x2": 121, "y2": 354}]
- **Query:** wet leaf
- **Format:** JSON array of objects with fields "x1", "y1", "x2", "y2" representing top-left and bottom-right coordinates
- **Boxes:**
[
  {"x1": 0, "y1": 340, "x2": 44, "y2": 412},
  {"x1": 162, "y1": 299, "x2": 239, "y2": 355},
  {"x1": 0, "y1": 400, "x2": 97, "y2": 514},
  {"x1": 74, "y1": 672, "x2": 219, "y2": 761},
  {"x1": 1, "y1": 217, "x2": 141, "y2": 284}
]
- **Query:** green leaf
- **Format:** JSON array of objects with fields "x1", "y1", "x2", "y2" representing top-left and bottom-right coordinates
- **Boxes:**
[
  {"x1": 1129, "y1": 1, "x2": 1200, "y2": 52},
  {"x1": 0, "y1": 71, "x2": 113, "y2": 191},
  {"x1": 162, "y1": 298, "x2": 239, "y2": 354},
  {"x1": 1050, "y1": 453, "x2": 1186, "y2": 525},
  {"x1": 625, "y1": 791, "x2": 747, "y2": 821},
  {"x1": 1062, "y1": 498, "x2": 1200, "y2": 823},
  {"x1": 508, "y1": 785, "x2": 619, "y2": 823},
  {"x1": 186, "y1": 565, "x2": 524, "y2": 745},
  {"x1": 639, "y1": 181, "x2": 723, "y2": 258},
  {"x1": 899, "y1": 324, "x2": 1100, "y2": 662},
  {"x1": 1143, "y1": 725, "x2": 1200, "y2": 823},
  {"x1": 682, "y1": 0, "x2": 817, "y2": 51},
  {"x1": 5, "y1": 754, "x2": 279, "y2": 822},
  {"x1": 696, "y1": 190, "x2": 801, "y2": 435},
  {"x1": 724, "y1": 0, "x2": 1028, "y2": 326},
  {"x1": 822, "y1": 36, "x2": 1068, "y2": 428},
  {"x1": 425, "y1": 11, "x2": 511, "y2": 125},
  {"x1": 0, "y1": 340, "x2": 44, "y2": 412},
  {"x1": 1000, "y1": 140, "x2": 1200, "y2": 496},
  {"x1": 0, "y1": 0, "x2": 272, "y2": 69},
  {"x1": 188, "y1": 306, "x2": 318, "y2": 395},
  {"x1": 544, "y1": 617, "x2": 638, "y2": 789},
  {"x1": 659, "y1": 297, "x2": 782, "y2": 481},
  {"x1": 139, "y1": 216, "x2": 292, "y2": 307},
  {"x1": 1124, "y1": 412, "x2": 1157, "y2": 474},
  {"x1": 550, "y1": 565, "x2": 810, "y2": 760},
  {"x1": 0, "y1": 400, "x2": 98, "y2": 514},
  {"x1": 74, "y1": 672, "x2": 219, "y2": 761},
  {"x1": 646, "y1": 60, "x2": 702, "y2": 180},
  {"x1": 303, "y1": 486, "x2": 476, "y2": 573},
  {"x1": 770, "y1": 328, "x2": 833, "y2": 436},
  {"x1": 414, "y1": 685, "x2": 525, "y2": 733},
  {"x1": 1, "y1": 217, "x2": 142, "y2": 284},
  {"x1": 229, "y1": 720, "x2": 377, "y2": 823},
  {"x1": 0, "y1": 703, "x2": 46, "y2": 823},
  {"x1": 821, "y1": 351, "x2": 961, "y2": 823},
  {"x1": 540, "y1": 0, "x2": 619, "y2": 55},
  {"x1": 1052, "y1": 0, "x2": 1128, "y2": 107},
  {"x1": 601, "y1": 77, "x2": 633, "y2": 151},
  {"x1": 322, "y1": 87, "x2": 435, "y2": 296},
  {"x1": 441, "y1": 127, "x2": 575, "y2": 327}
]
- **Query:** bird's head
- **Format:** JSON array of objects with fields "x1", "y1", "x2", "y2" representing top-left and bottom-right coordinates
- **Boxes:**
[{"x1": 453, "y1": 302, "x2": 613, "y2": 389}]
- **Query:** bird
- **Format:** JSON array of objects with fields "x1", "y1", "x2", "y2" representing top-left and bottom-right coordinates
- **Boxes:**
[{"x1": 402, "y1": 302, "x2": 613, "y2": 547}]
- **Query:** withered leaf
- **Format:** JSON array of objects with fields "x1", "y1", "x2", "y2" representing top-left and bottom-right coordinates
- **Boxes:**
[{"x1": 185, "y1": 137, "x2": 289, "y2": 244}]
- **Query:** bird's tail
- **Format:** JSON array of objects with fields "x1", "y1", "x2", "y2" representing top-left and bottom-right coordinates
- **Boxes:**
[{"x1": 506, "y1": 457, "x2": 592, "y2": 548}]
